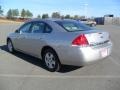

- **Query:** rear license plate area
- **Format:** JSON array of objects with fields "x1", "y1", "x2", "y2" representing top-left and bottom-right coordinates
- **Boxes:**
[{"x1": 100, "y1": 48, "x2": 108, "y2": 58}]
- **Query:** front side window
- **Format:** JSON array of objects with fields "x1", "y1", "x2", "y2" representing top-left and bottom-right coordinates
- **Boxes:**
[{"x1": 19, "y1": 23, "x2": 31, "y2": 33}]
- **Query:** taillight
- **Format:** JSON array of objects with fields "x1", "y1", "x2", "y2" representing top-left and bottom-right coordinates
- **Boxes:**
[{"x1": 72, "y1": 34, "x2": 89, "y2": 46}]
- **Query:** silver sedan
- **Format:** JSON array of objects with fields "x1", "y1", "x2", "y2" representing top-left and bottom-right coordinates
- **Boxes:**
[{"x1": 7, "y1": 19, "x2": 112, "y2": 72}]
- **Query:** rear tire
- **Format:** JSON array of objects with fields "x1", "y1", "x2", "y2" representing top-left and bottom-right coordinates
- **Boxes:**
[{"x1": 43, "y1": 49, "x2": 61, "y2": 72}]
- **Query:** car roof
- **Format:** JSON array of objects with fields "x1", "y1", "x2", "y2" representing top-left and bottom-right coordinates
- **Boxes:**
[
  {"x1": 25, "y1": 19, "x2": 50, "y2": 23},
  {"x1": 25, "y1": 18, "x2": 77, "y2": 23}
]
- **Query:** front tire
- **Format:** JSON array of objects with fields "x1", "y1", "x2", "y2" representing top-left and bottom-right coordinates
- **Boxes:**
[
  {"x1": 7, "y1": 39, "x2": 15, "y2": 53},
  {"x1": 43, "y1": 49, "x2": 61, "y2": 72}
]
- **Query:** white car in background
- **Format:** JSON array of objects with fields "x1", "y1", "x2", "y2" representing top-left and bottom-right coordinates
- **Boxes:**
[{"x1": 80, "y1": 19, "x2": 97, "y2": 27}]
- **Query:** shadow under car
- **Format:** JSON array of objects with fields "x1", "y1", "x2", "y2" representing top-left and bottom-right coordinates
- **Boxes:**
[{"x1": 0, "y1": 45, "x2": 81, "y2": 73}]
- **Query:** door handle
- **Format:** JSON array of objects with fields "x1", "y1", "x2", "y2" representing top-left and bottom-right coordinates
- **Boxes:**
[{"x1": 17, "y1": 36, "x2": 25, "y2": 39}]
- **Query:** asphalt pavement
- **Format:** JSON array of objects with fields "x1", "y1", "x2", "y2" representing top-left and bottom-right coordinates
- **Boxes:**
[{"x1": 0, "y1": 24, "x2": 120, "y2": 90}]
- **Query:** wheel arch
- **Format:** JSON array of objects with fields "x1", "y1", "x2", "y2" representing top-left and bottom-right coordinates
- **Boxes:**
[
  {"x1": 7, "y1": 37, "x2": 12, "y2": 44},
  {"x1": 41, "y1": 46, "x2": 61, "y2": 63},
  {"x1": 7, "y1": 37, "x2": 11, "y2": 42}
]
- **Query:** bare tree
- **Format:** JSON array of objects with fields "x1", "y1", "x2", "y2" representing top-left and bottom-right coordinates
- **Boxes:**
[
  {"x1": 65, "y1": 14, "x2": 71, "y2": 19},
  {"x1": 37, "y1": 14, "x2": 41, "y2": 18},
  {"x1": 52, "y1": 12, "x2": 60, "y2": 18},
  {"x1": 26, "y1": 10, "x2": 33, "y2": 18},
  {"x1": 21, "y1": 9, "x2": 26, "y2": 18},
  {"x1": 42, "y1": 14, "x2": 49, "y2": 19},
  {"x1": 7, "y1": 9, "x2": 12, "y2": 19},
  {"x1": 0, "y1": 6, "x2": 3, "y2": 16},
  {"x1": 12, "y1": 9, "x2": 19, "y2": 18}
]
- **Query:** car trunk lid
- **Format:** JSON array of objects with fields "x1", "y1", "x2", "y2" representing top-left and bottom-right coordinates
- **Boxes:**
[{"x1": 85, "y1": 31, "x2": 109, "y2": 46}]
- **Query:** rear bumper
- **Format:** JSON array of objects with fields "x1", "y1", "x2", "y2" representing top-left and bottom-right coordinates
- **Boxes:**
[{"x1": 59, "y1": 42, "x2": 112, "y2": 66}]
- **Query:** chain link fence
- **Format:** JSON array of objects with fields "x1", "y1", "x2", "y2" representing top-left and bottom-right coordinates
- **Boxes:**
[{"x1": 104, "y1": 17, "x2": 120, "y2": 25}]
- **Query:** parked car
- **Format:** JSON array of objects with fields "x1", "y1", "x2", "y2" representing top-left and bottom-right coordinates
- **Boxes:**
[
  {"x1": 80, "y1": 19, "x2": 97, "y2": 27},
  {"x1": 7, "y1": 19, "x2": 112, "y2": 72}
]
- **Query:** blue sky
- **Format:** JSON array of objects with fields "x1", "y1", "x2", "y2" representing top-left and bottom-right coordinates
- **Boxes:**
[{"x1": 0, "y1": 0, "x2": 120, "y2": 17}]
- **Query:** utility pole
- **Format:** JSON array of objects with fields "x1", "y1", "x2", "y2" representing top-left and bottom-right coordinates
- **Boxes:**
[
  {"x1": 84, "y1": 3, "x2": 88, "y2": 18},
  {"x1": 80, "y1": 0, "x2": 88, "y2": 18}
]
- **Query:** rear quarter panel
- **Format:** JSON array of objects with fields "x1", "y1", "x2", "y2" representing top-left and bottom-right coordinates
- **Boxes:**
[{"x1": 42, "y1": 32, "x2": 79, "y2": 63}]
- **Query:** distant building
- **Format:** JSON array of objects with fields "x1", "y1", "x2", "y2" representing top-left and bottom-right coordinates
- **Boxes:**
[
  {"x1": 95, "y1": 14, "x2": 115, "y2": 25},
  {"x1": 94, "y1": 17, "x2": 104, "y2": 25},
  {"x1": 104, "y1": 14, "x2": 114, "y2": 17}
]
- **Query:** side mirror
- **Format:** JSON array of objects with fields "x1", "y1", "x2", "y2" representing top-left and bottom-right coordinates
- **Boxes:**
[{"x1": 15, "y1": 29, "x2": 19, "y2": 33}]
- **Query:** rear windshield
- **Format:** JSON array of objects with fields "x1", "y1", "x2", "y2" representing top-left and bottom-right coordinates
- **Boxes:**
[{"x1": 55, "y1": 20, "x2": 92, "y2": 32}]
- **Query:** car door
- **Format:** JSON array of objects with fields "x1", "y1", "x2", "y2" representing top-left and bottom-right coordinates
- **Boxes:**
[
  {"x1": 23, "y1": 21, "x2": 52, "y2": 57},
  {"x1": 13, "y1": 22, "x2": 32, "y2": 52}
]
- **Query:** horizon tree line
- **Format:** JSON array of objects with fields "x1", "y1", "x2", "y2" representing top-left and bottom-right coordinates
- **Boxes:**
[
  {"x1": 0, "y1": 5, "x2": 85, "y2": 20},
  {"x1": 7, "y1": 9, "x2": 33, "y2": 19}
]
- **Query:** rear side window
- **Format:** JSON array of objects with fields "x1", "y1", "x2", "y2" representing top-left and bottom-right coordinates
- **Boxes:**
[
  {"x1": 30, "y1": 22, "x2": 52, "y2": 33},
  {"x1": 31, "y1": 22, "x2": 44, "y2": 33},
  {"x1": 44, "y1": 25, "x2": 52, "y2": 33}
]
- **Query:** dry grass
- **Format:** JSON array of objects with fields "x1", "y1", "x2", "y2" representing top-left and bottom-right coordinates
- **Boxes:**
[{"x1": 0, "y1": 19, "x2": 23, "y2": 24}]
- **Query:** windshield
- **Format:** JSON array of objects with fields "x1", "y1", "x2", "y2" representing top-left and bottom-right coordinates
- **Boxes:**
[{"x1": 55, "y1": 20, "x2": 92, "y2": 32}]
